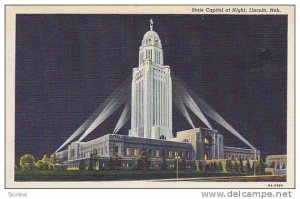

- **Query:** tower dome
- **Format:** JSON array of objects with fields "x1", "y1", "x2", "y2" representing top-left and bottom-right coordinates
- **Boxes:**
[
  {"x1": 138, "y1": 19, "x2": 164, "y2": 66},
  {"x1": 141, "y1": 20, "x2": 162, "y2": 48}
]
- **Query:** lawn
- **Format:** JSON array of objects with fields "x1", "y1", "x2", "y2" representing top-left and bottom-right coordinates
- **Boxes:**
[{"x1": 15, "y1": 170, "x2": 251, "y2": 181}]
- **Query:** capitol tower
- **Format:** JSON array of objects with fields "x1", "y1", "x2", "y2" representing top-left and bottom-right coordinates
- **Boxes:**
[{"x1": 129, "y1": 19, "x2": 173, "y2": 139}]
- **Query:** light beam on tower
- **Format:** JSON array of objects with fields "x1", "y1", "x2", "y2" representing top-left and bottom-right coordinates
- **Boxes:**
[
  {"x1": 182, "y1": 93, "x2": 213, "y2": 129},
  {"x1": 173, "y1": 76, "x2": 212, "y2": 129},
  {"x1": 173, "y1": 76, "x2": 256, "y2": 150},
  {"x1": 173, "y1": 88, "x2": 195, "y2": 129},
  {"x1": 191, "y1": 92, "x2": 256, "y2": 149},
  {"x1": 55, "y1": 77, "x2": 130, "y2": 152},
  {"x1": 113, "y1": 101, "x2": 130, "y2": 134},
  {"x1": 77, "y1": 86, "x2": 130, "y2": 142}
]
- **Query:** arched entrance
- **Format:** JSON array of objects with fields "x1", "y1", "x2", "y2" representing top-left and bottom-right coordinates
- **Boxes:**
[
  {"x1": 159, "y1": 135, "x2": 166, "y2": 140},
  {"x1": 203, "y1": 135, "x2": 213, "y2": 160}
]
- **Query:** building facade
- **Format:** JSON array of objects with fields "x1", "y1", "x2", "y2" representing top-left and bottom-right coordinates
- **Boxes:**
[
  {"x1": 56, "y1": 128, "x2": 259, "y2": 170},
  {"x1": 264, "y1": 154, "x2": 286, "y2": 175},
  {"x1": 265, "y1": 154, "x2": 287, "y2": 169},
  {"x1": 64, "y1": 134, "x2": 194, "y2": 170}
]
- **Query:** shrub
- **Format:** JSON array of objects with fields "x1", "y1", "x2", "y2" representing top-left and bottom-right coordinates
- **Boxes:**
[{"x1": 19, "y1": 154, "x2": 35, "y2": 171}]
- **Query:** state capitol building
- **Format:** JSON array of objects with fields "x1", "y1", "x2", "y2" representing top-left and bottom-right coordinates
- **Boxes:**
[{"x1": 55, "y1": 20, "x2": 259, "y2": 171}]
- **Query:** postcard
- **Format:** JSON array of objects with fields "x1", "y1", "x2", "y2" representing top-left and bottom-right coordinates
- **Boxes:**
[{"x1": 5, "y1": 5, "x2": 295, "y2": 188}]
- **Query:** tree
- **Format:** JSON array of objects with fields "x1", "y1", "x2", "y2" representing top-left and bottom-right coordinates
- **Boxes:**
[
  {"x1": 162, "y1": 150, "x2": 166, "y2": 170},
  {"x1": 213, "y1": 162, "x2": 218, "y2": 172},
  {"x1": 42, "y1": 155, "x2": 52, "y2": 170},
  {"x1": 276, "y1": 163, "x2": 281, "y2": 170},
  {"x1": 135, "y1": 157, "x2": 143, "y2": 170},
  {"x1": 270, "y1": 162, "x2": 276, "y2": 169},
  {"x1": 239, "y1": 158, "x2": 244, "y2": 173},
  {"x1": 35, "y1": 160, "x2": 44, "y2": 170},
  {"x1": 113, "y1": 154, "x2": 121, "y2": 169},
  {"x1": 218, "y1": 162, "x2": 223, "y2": 172},
  {"x1": 108, "y1": 156, "x2": 114, "y2": 170},
  {"x1": 178, "y1": 158, "x2": 186, "y2": 170},
  {"x1": 88, "y1": 150, "x2": 98, "y2": 171},
  {"x1": 209, "y1": 163, "x2": 212, "y2": 171},
  {"x1": 88, "y1": 152, "x2": 93, "y2": 170},
  {"x1": 257, "y1": 159, "x2": 266, "y2": 174},
  {"x1": 35, "y1": 154, "x2": 53, "y2": 170},
  {"x1": 244, "y1": 160, "x2": 251, "y2": 173},
  {"x1": 226, "y1": 160, "x2": 233, "y2": 172},
  {"x1": 205, "y1": 163, "x2": 211, "y2": 171},
  {"x1": 136, "y1": 151, "x2": 151, "y2": 171},
  {"x1": 19, "y1": 154, "x2": 35, "y2": 171},
  {"x1": 51, "y1": 153, "x2": 57, "y2": 164},
  {"x1": 108, "y1": 154, "x2": 121, "y2": 170},
  {"x1": 79, "y1": 159, "x2": 85, "y2": 170},
  {"x1": 234, "y1": 160, "x2": 239, "y2": 172}
]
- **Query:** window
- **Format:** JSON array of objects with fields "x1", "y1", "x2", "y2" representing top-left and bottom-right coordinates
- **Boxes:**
[
  {"x1": 204, "y1": 137, "x2": 209, "y2": 144},
  {"x1": 169, "y1": 150, "x2": 173, "y2": 158},
  {"x1": 134, "y1": 148, "x2": 139, "y2": 156},
  {"x1": 149, "y1": 149, "x2": 153, "y2": 157},
  {"x1": 181, "y1": 151, "x2": 184, "y2": 158},
  {"x1": 156, "y1": 150, "x2": 160, "y2": 158},
  {"x1": 114, "y1": 146, "x2": 119, "y2": 155},
  {"x1": 126, "y1": 148, "x2": 131, "y2": 156},
  {"x1": 204, "y1": 136, "x2": 213, "y2": 144},
  {"x1": 183, "y1": 139, "x2": 189, "y2": 143}
]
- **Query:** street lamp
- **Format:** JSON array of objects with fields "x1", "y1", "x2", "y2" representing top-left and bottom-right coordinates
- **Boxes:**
[
  {"x1": 253, "y1": 149, "x2": 257, "y2": 176},
  {"x1": 175, "y1": 152, "x2": 180, "y2": 181},
  {"x1": 253, "y1": 160, "x2": 257, "y2": 176}
]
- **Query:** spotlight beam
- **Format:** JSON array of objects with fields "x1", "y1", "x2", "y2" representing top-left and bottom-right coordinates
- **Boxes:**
[
  {"x1": 113, "y1": 101, "x2": 130, "y2": 134},
  {"x1": 173, "y1": 77, "x2": 212, "y2": 129},
  {"x1": 173, "y1": 75, "x2": 256, "y2": 150},
  {"x1": 77, "y1": 82, "x2": 130, "y2": 142},
  {"x1": 55, "y1": 77, "x2": 130, "y2": 152},
  {"x1": 173, "y1": 89, "x2": 195, "y2": 129}
]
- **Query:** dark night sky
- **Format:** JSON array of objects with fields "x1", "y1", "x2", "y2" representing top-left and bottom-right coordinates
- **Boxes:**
[{"x1": 15, "y1": 14, "x2": 287, "y2": 162}]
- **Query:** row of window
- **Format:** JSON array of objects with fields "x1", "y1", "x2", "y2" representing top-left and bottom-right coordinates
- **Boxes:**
[
  {"x1": 269, "y1": 162, "x2": 287, "y2": 169},
  {"x1": 267, "y1": 158, "x2": 287, "y2": 161},
  {"x1": 125, "y1": 147, "x2": 190, "y2": 159},
  {"x1": 140, "y1": 49, "x2": 162, "y2": 65},
  {"x1": 70, "y1": 147, "x2": 191, "y2": 160},
  {"x1": 68, "y1": 162, "x2": 193, "y2": 170},
  {"x1": 75, "y1": 147, "x2": 108, "y2": 159},
  {"x1": 225, "y1": 155, "x2": 256, "y2": 161},
  {"x1": 135, "y1": 67, "x2": 166, "y2": 81}
]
